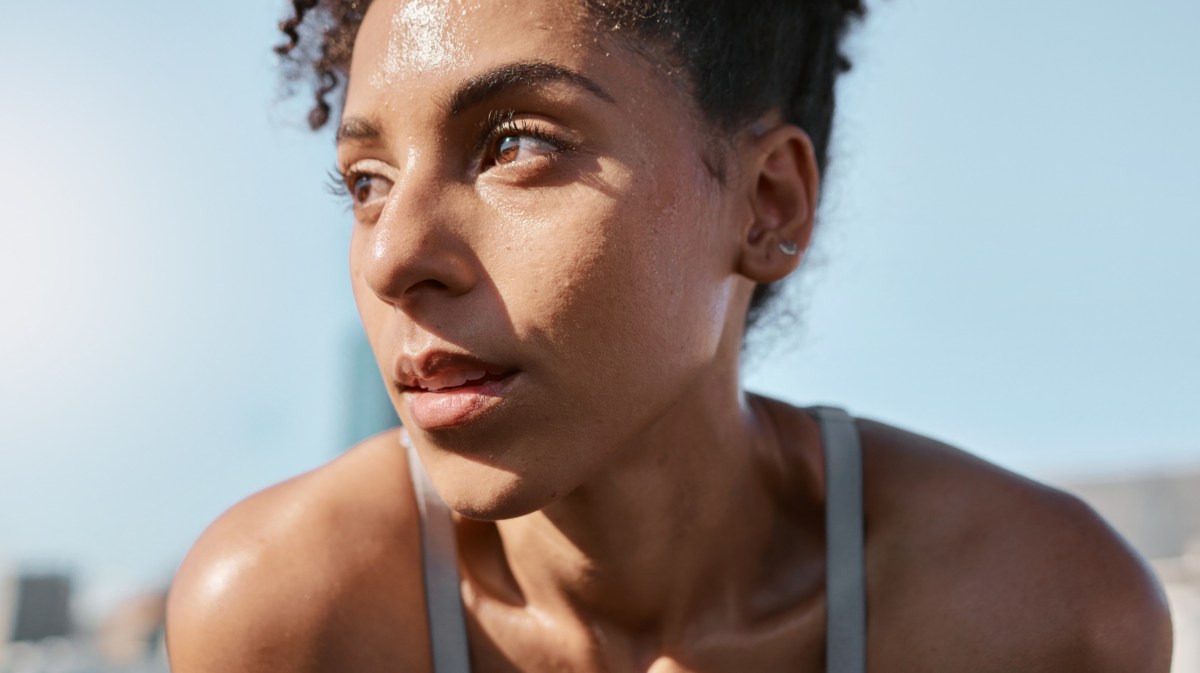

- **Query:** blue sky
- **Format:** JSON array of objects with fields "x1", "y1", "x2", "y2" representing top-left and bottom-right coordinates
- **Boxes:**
[{"x1": 1, "y1": 0, "x2": 1197, "y2": 607}]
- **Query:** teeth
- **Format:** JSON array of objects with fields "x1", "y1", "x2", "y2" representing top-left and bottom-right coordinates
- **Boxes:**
[
  {"x1": 422, "y1": 372, "x2": 467, "y2": 391},
  {"x1": 418, "y1": 370, "x2": 490, "y2": 392}
]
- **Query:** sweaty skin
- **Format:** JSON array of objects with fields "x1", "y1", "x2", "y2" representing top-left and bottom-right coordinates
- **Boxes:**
[
  {"x1": 166, "y1": 0, "x2": 1173, "y2": 671},
  {"x1": 371, "y1": 0, "x2": 474, "y2": 87}
]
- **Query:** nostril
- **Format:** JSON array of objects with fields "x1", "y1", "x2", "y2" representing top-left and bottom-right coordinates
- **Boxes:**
[{"x1": 404, "y1": 278, "x2": 450, "y2": 295}]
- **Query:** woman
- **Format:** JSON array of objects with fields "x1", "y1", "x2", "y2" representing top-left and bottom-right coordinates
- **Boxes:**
[{"x1": 166, "y1": 0, "x2": 1173, "y2": 670}]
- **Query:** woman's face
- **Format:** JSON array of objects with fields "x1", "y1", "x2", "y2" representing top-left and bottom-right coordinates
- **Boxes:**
[{"x1": 342, "y1": 0, "x2": 753, "y2": 518}]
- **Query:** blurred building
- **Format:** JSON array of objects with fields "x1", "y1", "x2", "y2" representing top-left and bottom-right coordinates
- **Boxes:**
[
  {"x1": 0, "y1": 564, "x2": 169, "y2": 673},
  {"x1": 1067, "y1": 470, "x2": 1200, "y2": 673},
  {"x1": 2, "y1": 572, "x2": 73, "y2": 643},
  {"x1": 93, "y1": 591, "x2": 167, "y2": 670},
  {"x1": 0, "y1": 566, "x2": 12, "y2": 651},
  {"x1": 343, "y1": 331, "x2": 400, "y2": 448},
  {"x1": 0, "y1": 569, "x2": 77, "y2": 673}
]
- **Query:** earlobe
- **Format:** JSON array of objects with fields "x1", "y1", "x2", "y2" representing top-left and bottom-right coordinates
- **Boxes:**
[{"x1": 735, "y1": 124, "x2": 819, "y2": 284}]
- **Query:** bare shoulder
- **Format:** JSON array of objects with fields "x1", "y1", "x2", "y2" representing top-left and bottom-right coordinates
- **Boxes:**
[
  {"x1": 857, "y1": 417, "x2": 1173, "y2": 672},
  {"x1": 166, "y1": 429, "x2": 431, "y2": 673}
]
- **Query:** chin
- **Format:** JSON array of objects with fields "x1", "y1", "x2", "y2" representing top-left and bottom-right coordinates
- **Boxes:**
[{"x1": 424, "y1": 452, "x2": 572, "y2": 522}]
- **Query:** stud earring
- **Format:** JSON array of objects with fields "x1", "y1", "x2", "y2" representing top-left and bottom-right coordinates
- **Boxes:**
[{"x1": 778, "y1": 241, "x2": 799, "y2": 256}]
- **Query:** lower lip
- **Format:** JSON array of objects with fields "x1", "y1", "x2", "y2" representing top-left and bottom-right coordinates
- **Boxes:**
[{"x1": 403, "y1": 373, "x2": 517, "y2": 430}]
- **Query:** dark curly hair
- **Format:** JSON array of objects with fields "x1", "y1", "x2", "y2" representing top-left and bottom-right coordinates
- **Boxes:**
[{"x1": 276, "y1": 0, "x2": 868, "y2": 330}]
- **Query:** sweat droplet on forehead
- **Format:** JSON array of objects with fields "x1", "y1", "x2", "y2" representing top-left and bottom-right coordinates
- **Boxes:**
[{"x1": 370, "y1": 0, "x2": 478, "y2": 87}]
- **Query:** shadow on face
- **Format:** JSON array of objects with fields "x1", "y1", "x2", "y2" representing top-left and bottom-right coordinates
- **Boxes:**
[{"x1": 336, "y1": 0, "x2": 756, "y2": 519}]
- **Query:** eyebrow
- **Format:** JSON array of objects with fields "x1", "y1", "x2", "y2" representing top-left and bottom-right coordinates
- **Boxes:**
[
  {"x1": 336, "y1": 117, "x2": 382, "y2": 144},
  {"x1": 336, "y1": 60, "x2": 616, "y2": 145},
  {"x1": 444, "y1": 60, "x2": 616, "y2": 117}
]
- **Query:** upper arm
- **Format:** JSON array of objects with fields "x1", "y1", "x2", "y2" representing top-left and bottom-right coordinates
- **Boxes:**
[
  {"x1": 982, "y1": 485, "x2": 1174, "y2": 672},
  {"x1": 859, "y1": 420, "x2": 1173, "y2": 672},
  {"x1": 166, "y1": 436, "x2": 433, "y2": 672},
  {"x1": 165, "y1": 492, "x2": 327, "y2": 672},
  {"x1": 1058, "y1": 494, "x2": 1174, "y2": 673}
]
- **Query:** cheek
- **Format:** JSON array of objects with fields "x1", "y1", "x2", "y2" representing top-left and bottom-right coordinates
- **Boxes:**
[
  {"x1": 480, "y1": 184, "x2": 627, "y2": 343},
  {"x1": 483, "y1": 159, "x2": 731, "y2": 377}
]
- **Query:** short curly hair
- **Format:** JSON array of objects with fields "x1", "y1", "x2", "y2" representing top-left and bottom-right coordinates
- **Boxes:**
[{"x1": 276, "y1": 0, "x2": 868, "y2": 330}]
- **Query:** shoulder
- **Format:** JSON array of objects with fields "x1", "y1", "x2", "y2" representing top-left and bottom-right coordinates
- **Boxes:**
[
  {"x1": 855, "y1": 416, "x2": 1172, "y2": 672},
  {"x1": 166, "y1": 429, "x2": 432, "y2": 673}
]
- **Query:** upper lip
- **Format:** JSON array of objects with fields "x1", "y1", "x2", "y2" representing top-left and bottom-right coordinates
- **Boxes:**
[{"x1": 395, "y1": 351, "x2": 516, "y2": 392}]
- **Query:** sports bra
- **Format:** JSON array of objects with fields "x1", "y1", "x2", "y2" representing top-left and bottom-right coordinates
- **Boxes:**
[{"x1": 405, "y1": 406, "x2": 867, "y2": 672}]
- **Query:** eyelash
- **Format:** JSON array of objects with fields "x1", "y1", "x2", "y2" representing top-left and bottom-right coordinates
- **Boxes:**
[
  {"x1": 325, "y1": 167, "x2": 355, "y2": 208},
  {"x1": 475, "y1": 108, "x2": 575, "y2": 167},
  {"x1": 327, "y1": 109, "x2": 575, "y2": 206}
]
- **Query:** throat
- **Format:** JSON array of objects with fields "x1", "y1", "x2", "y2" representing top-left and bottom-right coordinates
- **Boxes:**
[{"x1": 467, "y1": 399, "x2": 816, "y2": 634}]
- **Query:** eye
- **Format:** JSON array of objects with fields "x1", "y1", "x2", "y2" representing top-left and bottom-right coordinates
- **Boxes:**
[
  {"x1": 348, "y1": 171, "x2": 393, "y2": 207},
  {"x1": 477, "y1": 110, "x2": 574, "y2": 173},
  {"x1": 491, "y1": 134, "x2": 559, "y2": 167}
]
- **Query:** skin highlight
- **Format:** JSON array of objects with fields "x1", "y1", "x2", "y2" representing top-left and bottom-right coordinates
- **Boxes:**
[{"x1": 165, "y1": 1, "x2": 1174, "y2": 671}]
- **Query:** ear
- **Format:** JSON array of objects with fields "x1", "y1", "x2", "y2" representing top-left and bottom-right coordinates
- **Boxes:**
[{"x1": 735, "y1": 124, "x2": 819, "y2": 283}]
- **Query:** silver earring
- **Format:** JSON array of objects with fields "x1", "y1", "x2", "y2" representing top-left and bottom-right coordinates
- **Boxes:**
[{"x1": 778, "y1": 241, "x2": 799, "y2": 256}]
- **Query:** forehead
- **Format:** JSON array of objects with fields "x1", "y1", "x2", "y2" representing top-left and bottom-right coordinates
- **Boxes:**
[{"x1": 346, "y1": 0, "x2": 609, "y2": 110}]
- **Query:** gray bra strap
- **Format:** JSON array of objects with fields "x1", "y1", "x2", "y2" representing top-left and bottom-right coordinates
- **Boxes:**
[
  {"x1": 812, "y1": 406, "x2": 867, "y2": 673},
  {"x1": 406, "y1": 438, "x2": 472, "y2": 673}
]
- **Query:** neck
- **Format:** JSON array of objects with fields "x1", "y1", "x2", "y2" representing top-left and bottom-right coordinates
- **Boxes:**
[{"x1": 489, "y1": 377, "x2": 791, "y2": 639}]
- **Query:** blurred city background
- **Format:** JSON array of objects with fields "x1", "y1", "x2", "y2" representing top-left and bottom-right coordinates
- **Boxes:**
[{"x1": 1, "y1": 0, "x2": 1197, "y2": 670}]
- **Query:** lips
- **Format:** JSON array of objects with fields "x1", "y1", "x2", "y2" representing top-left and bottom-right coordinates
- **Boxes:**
[{"x1": 395, "y1": 351, "x2": 519, "y2": 429}]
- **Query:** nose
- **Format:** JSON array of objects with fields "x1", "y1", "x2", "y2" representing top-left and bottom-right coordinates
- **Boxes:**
[{"x1": 358, "y1": 173, "x2": 480, "y2": 311}]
